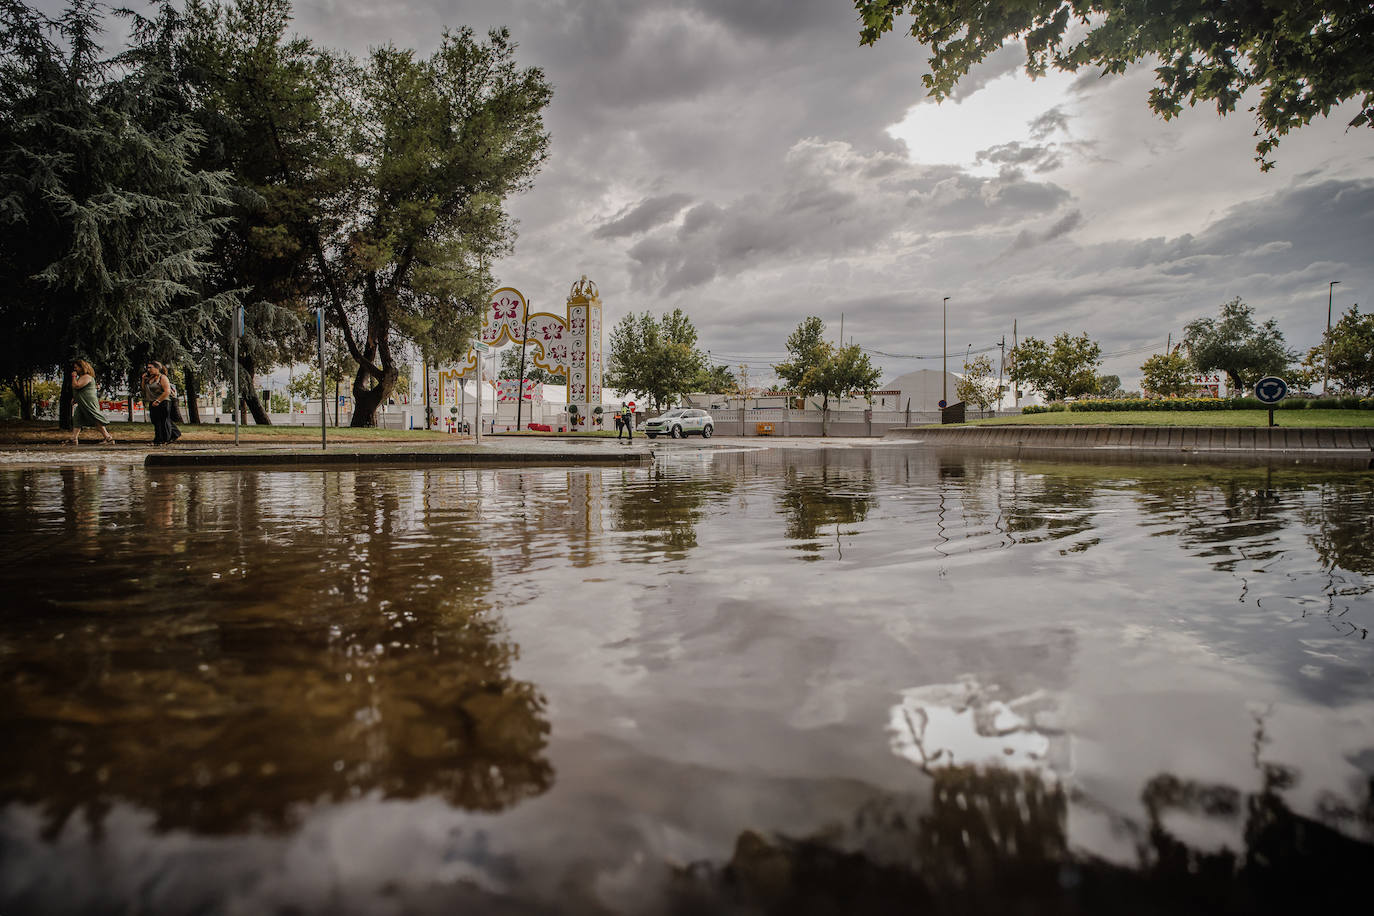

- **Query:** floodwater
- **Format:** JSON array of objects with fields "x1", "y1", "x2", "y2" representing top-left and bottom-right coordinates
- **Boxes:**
[{"x1": 1, "y1": 445, "x2": 1372, "y2": 914}]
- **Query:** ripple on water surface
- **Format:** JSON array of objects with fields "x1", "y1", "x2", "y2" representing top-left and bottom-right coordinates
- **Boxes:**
[{"x1": 0, "y1": 449, "x2": 1371, "y2": 913}]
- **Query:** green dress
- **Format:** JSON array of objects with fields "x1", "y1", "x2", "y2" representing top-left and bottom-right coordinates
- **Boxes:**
[{"x1": 73, "y1": 381, "x2": 109, "y2": 428}]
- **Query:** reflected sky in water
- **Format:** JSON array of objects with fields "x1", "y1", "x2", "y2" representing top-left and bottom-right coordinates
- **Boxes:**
[{"x1": 1, "y1": 447, "x2": 1371, "y2": 913}]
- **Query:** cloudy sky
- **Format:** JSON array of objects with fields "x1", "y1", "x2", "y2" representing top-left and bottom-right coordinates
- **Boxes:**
[{"x1": 130, "y1": 2, "x2": 1374, "y2": 388}]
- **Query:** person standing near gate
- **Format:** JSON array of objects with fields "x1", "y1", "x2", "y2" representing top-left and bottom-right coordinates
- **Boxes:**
[
  {"x1": 614, "y1": 407, "x2": 625, "y2": 440},
  {"x1": 622, "y1": 403, "x2": 632, "y2": 442}
]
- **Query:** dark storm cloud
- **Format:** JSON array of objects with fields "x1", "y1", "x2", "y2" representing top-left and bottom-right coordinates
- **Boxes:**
[
  {"x1": 621, "y1": 140, "x2": 1074, "y2": 294},
  {"x1": 976, "y1": 142, "x2": 1050, "y2": 167},
  {"x1": 1006, "y1": 208, "x2": 1084, "y2": 253},
  {"x1": 593, "y1": 193, "x2": 694, "y2": 239},
  {"x1": 1028, "y1": 105, "x2": 1070, "y2": 140}
]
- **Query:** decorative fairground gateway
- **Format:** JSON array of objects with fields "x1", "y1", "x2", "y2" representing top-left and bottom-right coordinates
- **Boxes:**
[{"x1": 427, "y1": 276, "x2": 603, "y2": 429}]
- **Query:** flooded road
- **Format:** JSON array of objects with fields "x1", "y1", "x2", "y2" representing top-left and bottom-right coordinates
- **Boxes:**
[{"x1": 2, "y1": 446, "x2": 1372, "y2": 913}]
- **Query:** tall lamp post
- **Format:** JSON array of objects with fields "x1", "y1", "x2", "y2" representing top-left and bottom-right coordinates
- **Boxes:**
[
  {"x1": 1322, "y1": 280, "x2": 1340, "y2": 395},
  {"x1": 942, "y1": 296, "x2": 950, "y2": 406}
]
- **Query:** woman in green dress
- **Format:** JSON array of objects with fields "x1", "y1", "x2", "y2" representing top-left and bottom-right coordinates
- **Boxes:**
[{"x1": 69, "y1": 359, "x2": 115, "y2": 445}]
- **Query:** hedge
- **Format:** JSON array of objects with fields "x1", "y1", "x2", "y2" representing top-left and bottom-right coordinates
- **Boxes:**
[{"x1": 1021, "y1": 397, "x2": 1374, "y2": 414}]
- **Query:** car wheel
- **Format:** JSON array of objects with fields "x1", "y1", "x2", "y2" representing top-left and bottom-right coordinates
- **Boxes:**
[
  {"x1": 701, "y1": 425, "x2": 713, "y2": 438},
  {"x1": 671, "y1": 426, "x2": 682, "y2": 439}
]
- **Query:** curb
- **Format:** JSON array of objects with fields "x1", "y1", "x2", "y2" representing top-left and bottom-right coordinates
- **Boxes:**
[{"x1": 144, "y1": 448, "x2": 653, "y2": 469}]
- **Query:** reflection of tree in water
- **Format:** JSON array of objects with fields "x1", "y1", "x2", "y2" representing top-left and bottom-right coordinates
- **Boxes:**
[
  {"x1": 998, "y1": 466, "x2": 1099, "y2": 549},
  {"x1": 611, "y1": 466, "x2": 728, "y2": 559},
  {"x1": 1133, "y1": 472, "x2": 1288, "y2": 572},
  {"x1": 0, "y1": 469, "x2": 552, "y2": 836},
  {"x1": 1301, "y1": 478, "x2": 1374, "y2": 577},
  {"x1": 672, "y1": 752, "x2": 1374, "y2": 913},
  {"x1": 776, "y1": 463, "x2": 877, "y2": 549}
]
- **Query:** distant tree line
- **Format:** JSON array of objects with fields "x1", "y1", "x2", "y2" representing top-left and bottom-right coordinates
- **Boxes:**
[
  {"x1": 0, "y1": 0, "x2": 552, "y2": 427},
  {"x1": 1009, "y1": 297, "x2": 1373, "y2": 403}
]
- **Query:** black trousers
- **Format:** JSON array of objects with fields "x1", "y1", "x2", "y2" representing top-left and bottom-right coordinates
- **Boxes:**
[{"x1": 150, "y1": 402, "x2": 181, "y2": 445}]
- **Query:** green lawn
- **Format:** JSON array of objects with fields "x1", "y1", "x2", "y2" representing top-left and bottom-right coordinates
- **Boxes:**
[{"x1": 954, "y1": 410, "x2": 1374, "y2": 428}]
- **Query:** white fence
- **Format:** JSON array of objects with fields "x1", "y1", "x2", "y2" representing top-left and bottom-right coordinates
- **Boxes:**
[{"x1": 663, "y1": 407, "x2": 1016, "y2": 437}]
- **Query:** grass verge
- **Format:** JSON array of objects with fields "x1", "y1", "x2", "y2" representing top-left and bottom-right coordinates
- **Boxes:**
[{"x1": 956, "y1": 410, "x2": 1374, "y2": 428}]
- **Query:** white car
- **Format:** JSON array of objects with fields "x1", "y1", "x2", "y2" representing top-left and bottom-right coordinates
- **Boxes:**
[{"x1": 644, "y1": 408, "x2": 714, "y2": 439}]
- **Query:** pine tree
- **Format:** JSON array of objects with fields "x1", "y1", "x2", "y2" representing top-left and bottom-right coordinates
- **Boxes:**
[{"x1": 0, "y1": 0, "x2": 237, "y2": 427}]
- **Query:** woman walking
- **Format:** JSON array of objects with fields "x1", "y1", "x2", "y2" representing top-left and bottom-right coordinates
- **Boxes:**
[
  {"x1": 142, "y1": 362, "x2": 181, "y2": 446},
  {"x1": 69, "y1": 360, "x2": 115, "y2": 445}
]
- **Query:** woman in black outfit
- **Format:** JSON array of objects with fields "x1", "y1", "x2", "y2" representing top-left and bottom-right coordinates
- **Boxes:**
[{"x1": 142, "y1": 362, "x2": 181, "y2": 446}]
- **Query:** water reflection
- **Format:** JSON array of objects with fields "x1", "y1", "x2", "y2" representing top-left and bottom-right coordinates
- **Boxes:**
[
  {"x1": 777, "y1": 457, "x2": 877, "y2": 551},
  {"x1": 0, "y1": 468, "x2": 552, "y2": 835},
  {"x1": 611, "y1": 464, "x2": 732, "y2": 559},
  {"x1": 672, "y1": 763, "x2": 1374, "y2": 915},
  {"x1": 1, "y1": 448, "x2": 1372, "y2": 914}
]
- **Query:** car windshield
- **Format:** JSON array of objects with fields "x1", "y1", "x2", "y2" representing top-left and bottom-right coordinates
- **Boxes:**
[{"x1": 658, "y1": 410, "x2": 683, "y2": 418}]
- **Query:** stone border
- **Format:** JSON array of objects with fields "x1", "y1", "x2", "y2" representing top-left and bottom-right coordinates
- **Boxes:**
[
  {"x1": 885, "y1": 425, "x2": 1374, "y2": 453},
  {"x1": 145, "y1": 448, "x2": 652, "y2": 469}
]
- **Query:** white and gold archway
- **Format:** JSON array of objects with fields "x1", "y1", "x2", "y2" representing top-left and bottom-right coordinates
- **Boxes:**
[{"x1": 429, "y1": 277, "x2": 603, "y2": 428}]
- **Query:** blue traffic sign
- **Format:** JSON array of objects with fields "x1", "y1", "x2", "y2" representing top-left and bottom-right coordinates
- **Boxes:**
[
  {"x1": 938, "y1": 399, "x2": 948, "y2": 409},
  {"x1": 1254, "y1": 376, "x2": 1287, "y2": 404}
]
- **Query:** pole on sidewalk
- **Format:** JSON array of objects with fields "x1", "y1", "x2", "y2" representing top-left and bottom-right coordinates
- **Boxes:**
[
  {"x1": 516, "y1": 299, "x2": 531, "y2": 431},
  {"x1": 474, "y1": 344, "x2": 483, "y2": 447},
  {"x1": 316, "y1": 308, "x2": 327, "y2": 450},
  {"x1": 232, "y1": 305, "x2": 242, "y2": 446}
]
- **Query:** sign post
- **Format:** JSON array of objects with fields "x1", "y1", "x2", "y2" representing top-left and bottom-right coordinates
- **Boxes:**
[
  {"x1": 316, "y1": 308, "x2": 327, "y2": 450},
  {"x1": 471, "y1": 339, "x2": 489, "y2": 446},
  {"x1": 1254, "y1": 376, "x2": 1287, "y2": 427},
  {"x1": 232, "y1": 305, "x2": 243, "y2": 446}
]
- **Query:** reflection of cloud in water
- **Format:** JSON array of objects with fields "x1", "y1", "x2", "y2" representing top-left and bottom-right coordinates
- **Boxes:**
[{"x1": 889, "y1": 679, "x2": 1063, "y2": 775}]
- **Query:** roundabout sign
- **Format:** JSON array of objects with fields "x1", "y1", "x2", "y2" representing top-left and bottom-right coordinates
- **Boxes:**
[
  {"x1": 1254, "y1": 376, "x2": 1287, "y2": 404},
  {"x1": 1254, "y1": 376, "x2": 1287, "y2": 427}
]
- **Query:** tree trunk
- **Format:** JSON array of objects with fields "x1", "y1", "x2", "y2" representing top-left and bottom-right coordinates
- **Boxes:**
[
  {"x1": 820, "y1": 395, "x2": 829, "y2": 437},
  {"x1": 128, "y1": 365, "x2": 136, "y2": 422},
  {"x1": 184, "y1": 366, "x2": 201, "y2": 424},
  {"x1": 244, "y1": 389, "x2": 270, "y2": 425},
  {"x1": 237, "y1": 358, "x2": 271, "y2": 424},
  {"x1": 8, "y1": 378, "x2": 33, "y2": 421},
  {"x1": 59, "y1": 371, "x2": 74, "y2": 430}
]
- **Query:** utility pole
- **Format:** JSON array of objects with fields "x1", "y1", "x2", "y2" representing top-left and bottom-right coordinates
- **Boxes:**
[
  {"x1": 515, "y1": 298, "x2": 531, "y2": 431},
  {"x1": 997, "y1": 335, "x2": 1005, "y2": 414},
  {"x1": 1012, "y1": 319, "x2": 1019, "y2": 409},
  {"x1": 942, "y1": 297, "x2": 949, "y2": 406},
  {"x1": 839, "y1": 312, "x2": 844, "y2": 346},
  {"x1": 1323, "y1": 280, "x2": 1340, "y2": 394},
  {"x1": 474, "y1": 344, "x2": 483, "y2": 446},
  {"x1": 424, "y1": 359, "x2": 432, "y2": 431}
]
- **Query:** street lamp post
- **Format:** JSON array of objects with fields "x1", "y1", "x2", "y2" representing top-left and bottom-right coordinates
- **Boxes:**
[
  {"x1": 942, "y1": 296, "x2": 949, "y2": 406},
  {"x1": 1322, "y1": 280, "x2": 1340, "y2": 395}
]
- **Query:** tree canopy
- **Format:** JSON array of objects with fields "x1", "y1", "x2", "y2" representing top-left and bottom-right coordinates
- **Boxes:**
[
  {"x1": 499, "y1": 345, "x2": 556, "y2": 385},
  {"x1": 1183, "y1": 297, "x2": 1292, "y2": 394},
  {"x1": 694, "y1": 363, "x2": 739, "y2": 395},
  {"x1": 773, "y1": 317, "x2": 882, "y2": 435},
  {"x1": 1308, "y1": 304, "x2": 1374, "y2": 395},
  {"x1": 955, "y1": 353, "x2": 1002, "y2": 415},
  {"x1": 1007, "y1": 331, "x2": 1101, "y2": 402},
  {"x1": 853, "y1": 1, "x2": 1374, "y2": 169},
  {"x1": 1139, "y1": 348, "x2": 1194, "y2": 398},
  {"x1": 604, "y1": 308, "x2": 705, "y2": 411},
  {"x1": 1, "y1": 0, "x2": 237, "y2": 425}
]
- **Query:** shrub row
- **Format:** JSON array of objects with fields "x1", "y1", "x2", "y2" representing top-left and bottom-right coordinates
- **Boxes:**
[{"x1": 1022, "y1": 397, "x2": 1374, "y2": 414}]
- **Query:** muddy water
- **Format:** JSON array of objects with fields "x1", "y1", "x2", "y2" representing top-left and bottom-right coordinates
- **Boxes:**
[{"x1": 1, "y1": 446, "x2": 1372, "y2": 914}]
